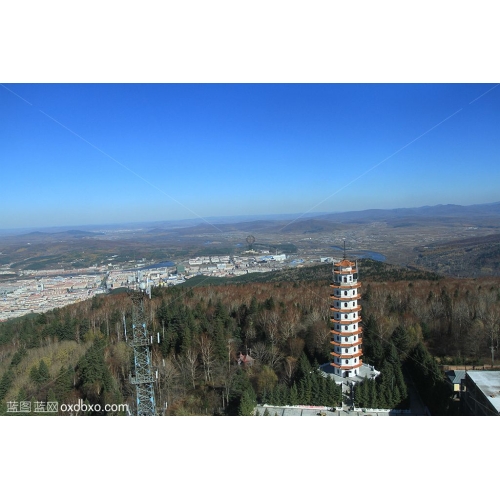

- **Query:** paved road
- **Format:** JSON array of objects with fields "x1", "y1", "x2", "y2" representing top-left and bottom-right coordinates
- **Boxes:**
[{"x1": 256, "y1": 405, "x2": 397, "y2": 416}]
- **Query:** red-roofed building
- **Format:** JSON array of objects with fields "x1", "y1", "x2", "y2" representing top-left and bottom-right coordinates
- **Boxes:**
[{"x1": 237, "y1": 352, "x2": 255, "y2": 366}]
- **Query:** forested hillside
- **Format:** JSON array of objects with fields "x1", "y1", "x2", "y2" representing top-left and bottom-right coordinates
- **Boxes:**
[{"x1": 1, "y1": 260, "x2": 498, "y2": 416}]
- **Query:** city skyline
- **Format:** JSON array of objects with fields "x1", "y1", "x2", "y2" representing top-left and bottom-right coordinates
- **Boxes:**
[{"x1": 2, "y1": 83, "x2": 499, "y2": 230}]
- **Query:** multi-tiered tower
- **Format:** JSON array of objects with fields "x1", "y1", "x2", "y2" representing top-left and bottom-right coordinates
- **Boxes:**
[{"x1": 329, "y1": 258, "x2": 363, "y2": 378}]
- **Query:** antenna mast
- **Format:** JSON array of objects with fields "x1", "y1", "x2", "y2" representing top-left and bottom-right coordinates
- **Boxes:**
[{"x1": 129, "y1": 282, "x2": 156, "y2": 416}]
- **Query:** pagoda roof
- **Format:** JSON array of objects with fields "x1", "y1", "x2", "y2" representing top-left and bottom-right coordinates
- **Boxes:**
[{"x1": 335, "y1": 259, "x2": 355, "y2": 267}]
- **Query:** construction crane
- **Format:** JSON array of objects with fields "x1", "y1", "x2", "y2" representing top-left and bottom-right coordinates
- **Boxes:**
[{"x1": 128, "y1": 280, "x2": 156, "y2": 416}]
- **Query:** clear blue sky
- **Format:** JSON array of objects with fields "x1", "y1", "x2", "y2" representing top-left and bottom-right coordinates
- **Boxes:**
[{"x1": 1, "y1": 83, "x2": 499, "y2": 229}]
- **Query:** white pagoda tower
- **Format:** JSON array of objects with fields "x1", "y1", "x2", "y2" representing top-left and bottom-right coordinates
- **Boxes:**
[{"x1": 329, "y1": 258, "x2": 363, "y2": 378}]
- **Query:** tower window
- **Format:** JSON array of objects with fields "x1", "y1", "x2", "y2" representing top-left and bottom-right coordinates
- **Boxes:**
[
  {"x1": 344, "y1": 302, "x2": 348, "y2": 307},
  {"x1": 344, "y1": 314, "x2": 348, "y2": 319}
]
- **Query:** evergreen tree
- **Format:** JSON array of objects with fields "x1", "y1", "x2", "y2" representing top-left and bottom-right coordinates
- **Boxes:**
[
  {"x1": 326, "y1": 378, "x2": 341, "y2": 408},
  {"x1": 290, "y1": 383, "x2": 299, "y2": 406},
  {"x1": 249, "y1": 296, "x2": 258, "y2": 315},
  {"x1": 300, "y1": 375, "x2": 313, "y2": 404},
  {"x1": 355, "y1": 379, "x2": 367, "y2": 408},
  {"x1": 368, "y1": 379, "x2": 378, "y2": 408},
  {"x1": 311, "y1": 375, "x2": 321, "y2": 405},
  {"x1": 392, "y1": 326, "x2": 411, "y2": 358},
  {"x1": 38, "y1": 360, "x2": 50, "y2": 384},
  {"x1": 228, "y1": 368, "x2": 256, "y2": 415},
  {"x1": 0, "y1": 370, "x2": 14, "y2": 401},
  {"x1": 297, "y1": 352, "x2": 312, "y2": 380},
  {"x1": 55, "y1": 366, "x2": 74, "y2": 403},
  {"x1": 17, "y1": 387, "x2": 28, "y2": 407},
  {"x1": 239, "y1": 389, "x2": 256, "y2": 416},
  {"x1": 393, "y1": 385, "x2": 402, "y2": 407},
  {"x1": 30, "y1": 365, "x2": 40, "y2": 384},
  {"x1": 395, "y1": 365, "x2": 407, "y2": 400},
  {"x1": 279, "y1": 383, "x2": 290, "y2": 406},
  {"x1": 10, "y1": 347, "x2": 27, "y2": 368},
  {"x1": 77, "y1": 339, "x2": 113, "y2": 409},
  {"x1": 377, "y1": 387, "x2": 388, "y2": 409},
  {"x1": 318, "y1": 376, "x2": 328, "y2": 405},
  {"x1": 46, "y1": 388, "x2": 56, "y2": 404}
]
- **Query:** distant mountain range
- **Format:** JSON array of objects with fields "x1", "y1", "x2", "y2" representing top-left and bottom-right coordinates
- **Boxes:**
[
  {"x1": 152, "y1": 201, "x2": 500, "y2": 235},
  {"x1": 317, "y1": 202, "x2": 500, "y2": 225},
  {"x1": 15, "y1": 229, "x2": 105, "y2": 240},
  {"x1": 2, "y1": 201, "x2": 499, "y2": 238}
]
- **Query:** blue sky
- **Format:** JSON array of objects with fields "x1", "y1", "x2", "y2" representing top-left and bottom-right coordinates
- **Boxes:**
[{"x1": 1, "y1": 83, "x2": 499, "y2": 229}]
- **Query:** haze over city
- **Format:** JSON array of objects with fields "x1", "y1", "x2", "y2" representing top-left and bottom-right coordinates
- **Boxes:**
[{"x1": 2, "y1": 83, "x2": 499, "y2": 230}]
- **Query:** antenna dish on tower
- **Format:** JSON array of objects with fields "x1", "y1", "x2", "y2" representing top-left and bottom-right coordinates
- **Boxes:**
[{"x1": 246, "y1": 235, "x2": 256, "y2": 251}]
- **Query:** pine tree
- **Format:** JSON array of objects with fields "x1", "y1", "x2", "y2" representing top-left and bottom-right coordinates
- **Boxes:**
[
  {"x1": 46, "y1": 389, "x2": 56, "y2": 406},
  {"x1": 318, "y1": 376, "x2": 328, "y2": 405},
  {"x1": 290, "y1": 383, "x2": 299, "y2": 406},
  {"x1": 30, "y1": 365, "x2": 40, "y2": 384},
  {"x1": 355, "y1": 380, "x2": 366, "y2": 408},
  {"x1": 301, "y1": 375, "x2": 313, "y2": 404},
  {"x1": 55, "y1": 366, "x2": 73, "y2": 402},
  {"x1": 10, "y1": 348, "x2": 26, "y2": 368},
  {"x1": 17, "y1": 387, "x2": 28, "y2": 407},
  {"x1": 368, "y1": 379, "x2": 377, "y2": 408},
  {"x1": 38, "y1": 360, "x2": 50, "y2": 384},
  {"x1": 378, "y1": 387, "x2": 388, "y2": 409},
  {"x1": 0, "y1": 370, "x2": 14, "y2": 401},
  {"x1": 239, "y1": 389, "x2": 256, "y2": 416},
  {"x1": 395, "y1": 365, "x2": 408, "y2": 400},
  {"x1": 393, "y1": 385, "x2": 402, "y2": 407}
]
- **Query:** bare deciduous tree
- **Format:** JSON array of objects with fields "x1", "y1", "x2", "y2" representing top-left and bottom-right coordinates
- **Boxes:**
[
  {"x1": 284, "y1": 356, "x2": 297, "y2": 385},
  {"x1": 198, "y1": 333, "x2": 215, "y2": 383}
]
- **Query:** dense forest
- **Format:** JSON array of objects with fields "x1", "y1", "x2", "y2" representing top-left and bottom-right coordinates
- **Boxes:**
[{"x1": 1, "y1": 260, "x2": 499, "y2": 416}]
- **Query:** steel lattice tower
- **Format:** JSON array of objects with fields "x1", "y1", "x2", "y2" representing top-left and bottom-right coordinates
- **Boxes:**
[{"x1": 129, "y1": 290, "x2": 156, "y2": 416}]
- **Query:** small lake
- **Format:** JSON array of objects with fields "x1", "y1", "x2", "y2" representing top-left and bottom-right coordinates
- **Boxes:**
[{"x1": 330, "y1": 247, "x2": 386, "y2": 262}]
